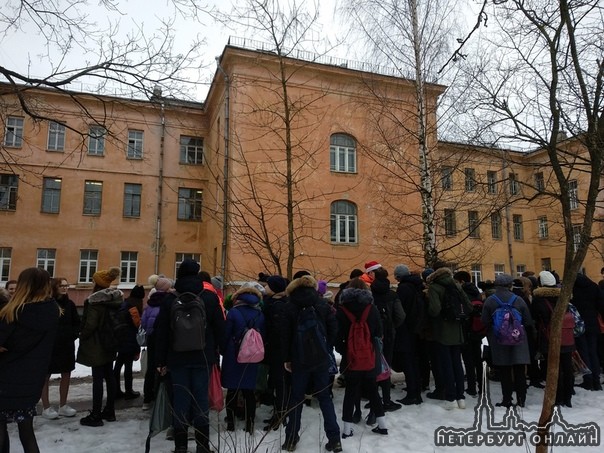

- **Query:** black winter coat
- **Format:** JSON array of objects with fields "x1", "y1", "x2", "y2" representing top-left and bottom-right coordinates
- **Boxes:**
[
  {"x1": 155, "y1": 274, "x2": 225, "y2": 369},
  {"x1": 117, "y1": 297, "x2": 141, "y2": 356},
  {"x1": 370, "y1": 277, "x2": 405, "y2": 361},
  {"x1": 532, "y1": 286, "x2": 574, "y2": 354},
  {"x1": 262, "y1": 293, "x2": 289, "y2": 365},
  {"x1": 48, "y1": 295, "x2": 80, "y2": 373},
  {"x1": 335, "y1": 288, "x2": 383, "y2": 377},
  {"x1": 572, "y1": 273, "x2": 604, "y2": 334},
  {"x1": 395, "y1": 274, "x2": 425, "y2": 332},
  {"x1": 0, "y1": 299, "x2": 59, "y2": 410}
]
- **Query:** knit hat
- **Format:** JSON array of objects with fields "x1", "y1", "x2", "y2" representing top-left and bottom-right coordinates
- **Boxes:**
[
  {"x1": 494, "y1": 273, "x2": 514, "y2": 287},
  {"x1": 177, "y1": 259, "x2": 200, "y2": 278},
  {"x1": 241, "y1": 281, "x2": 266, "y2": 295},
  {"x1": 393, "y1": 264, "x2": 410, "y2": 280},
  {"x1": 317, "y1": 280, "x2": 328, "y2": 296},
  {"x1": 211, "y1": 275, "x2": 223, "y2": 290},
  {"x1": 539, "y1": 270, "x2": 557, "y2": 287},
  {"x1": 155, "y1": 277, "x2": 173, "y2": 292},
  {"x1": 93, "y1": 267, "x2": 121, "y2": 289},
  {"x1": 266, "y1": 275, "x2": 288, "y2": 294},
  {"x1": 421, "y1": 268, "x2": 434, "y2": 282},
  {"x1": 293, "y1": 270, "x2": 312, "y2": 280},
  {"x1": 130, "y1": 284, "x2": 145, "y2": 299},
  {"x1": 364, "y1": 261, "x2": 382, "y2": 273},
  {"x1": 512, "y1": 279, "x2": 524, "y2": 290}
]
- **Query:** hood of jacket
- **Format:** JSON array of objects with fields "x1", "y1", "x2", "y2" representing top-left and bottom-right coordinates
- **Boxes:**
[
  {"x1": 370, "y1": 277, "x2": 391, "y2": 295},
  {"x1": 398, "y1": 273, "x2": 424, "y2": 290},
  {"x1": 88, "y1": 288, "x2": 124, "y2": 306},
  {"x1": 232, "y1": 285, "x2": 262, "y2": 307},
  {"x1": 426, "y1": 267, "x2": 454, "y2": 286},
  {"x1": 461, "y1": 282, "x2": 481, "y2": 300},
  {"x1": 573, "y1": 273, "x2": 596, "y2": 290},
  {"x1": 533, "y1": 286, "x2": 561, "y2": 298},
  {"x1": 147, "y1": 290, "x2": 169, "y2": 307}
]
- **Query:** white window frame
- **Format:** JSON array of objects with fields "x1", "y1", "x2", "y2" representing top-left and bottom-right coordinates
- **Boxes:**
[
  {"x1": 79, "y1": 249, "x2": 98, "y2": 283},
  {"x1": 491, "y1": 212, "x2": 502, "y2": 239},
  {"x1": 468, "y1": 210, "x2": 480, "y2": 238},
  {"x1": 88, "y1": 126, "x2": 106, "y2": 156},
  {"x1": 329, "y1": 134, "x2": 357, "y2": 173},
  {"x1": 471, "y1": 264, "x2": 482, "y2": 284},
  {"x1": 494, "y1": 263, "x2": 505, "y2": 276},
  {"x1": 47, "y1": 121, "x2": 66, "y2": 151},
  {"x1": 180, "y1": 136, "x2": 204, "y2": 164},
  {"x1": 123, "y1": 183, "x2": 142, "y2": 218},
  {"x1": 37, "y1": 249, "x2": 56, "y2": 277},
  {"x1": 513, "y1": 214, "x2": 523, "y2": 240},
  {"x1": 178, "y1": 188, "x2": 203, "y2": 221},
  {"x1": 509, "y1": 173, "x2": 519, "y2": 195},
  {"x1": 572, "y1": 225, "x2": 582, "y2": 253},
  {"x1": 441, "y1": 167, "x2": 453, "y2": 191},
  {"x1": 516, "y1": 264, "x2": 526, "y2": 277},
  {"x1": 487, "y1": 171, "x2": 497, "y2": 194},
  {"x1": 444, "y1": 209, "x2": 456, "y2": 236},
  {"x1": 127, "y1": 130, "x2": 144, "y2": 159},
  {"x1": 538, "y1": 216, "x2": 549, "y2": 239},
  {"x1": 569, "y1": 180, "x2": 579, "y2": 210},
  {"x1": 41, "y1": 177, "x2": 61, "y2": 214},
  {"x1": 4, "y1": 117, "x2": 24, "y2": 147},
  {"x1": 83, "y1": 180, "x2": 103, "y2": 215},
  {"x1": 0, "y1": 248, "x2": 11, "y2": 282},
  {"x1": 535, "y1": 172, "x2": 545, "y2": 191},
  {"x1": 120, "y1": 251, "x2": 138, "y2": 284},
  {"x1": 0, "y1": 174, "x2": 18, "y2": 211},
  {"x1": 465, "y1": 168, "x2": 476, "y2": 192},
  {"x1": 330, "y1": 200, "x2": 358, "y2": 244}
]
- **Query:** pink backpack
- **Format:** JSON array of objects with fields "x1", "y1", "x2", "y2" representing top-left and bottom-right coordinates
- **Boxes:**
[{"x1": 236, "y1": 309, "x2": 265, "y2": 363}]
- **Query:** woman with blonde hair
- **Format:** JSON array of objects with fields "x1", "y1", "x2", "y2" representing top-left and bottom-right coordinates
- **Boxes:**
[{"x1": 0, "y1": 267, "x2": 60, "y2": 453}]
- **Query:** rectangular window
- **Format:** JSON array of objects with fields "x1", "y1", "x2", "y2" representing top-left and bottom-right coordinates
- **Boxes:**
[
  {"x1": 127, "y1": 130, "x2": 143, "y2": 159},
  {"x1": 41, "y1": 177, "x2": 61, "y2": 213},
  {"x1": 0, "y1": 248, "x2": 11, "y2": 282},
  {"x1": 88, "y1": 126, "x2": 106, "y2": 156},
  {"x1": 569, "y1": 180, "x2": 579, "y2": 210},
  {"x1": 509, "y1": 173, "x2": 519, "y2": 195},
  {"x1": 120, "y1": 251, "x2": 138, "y2": 284},
  {"x1": 37, "y1": 249, "x2": 56, "y2": 277},
  {"x1": 441, "y1": 167, "x2": 453, "y2": 191},
  {"x1": 516, "y1": 264, "x2": 526, "y2": 277},
  {"x1": 175, "y1": 253, "x2": 201, "y2": 278},
  {"x1": 444, "y1": 209, "x2": 456, "y2": 236},
  {"x1": 123, "y1": 183, "x2": 142, "y2": 218},
  {"x1": 47, "y1": 121, "x2": 65, "y2": 151},
  {"x1": 180, "y1": 136, "x2": 204, "y2": 164},
  {"x1": 330, "y1": 134, "x2": 357, "y2": 173},
  {"x1": 465, "y1": 168, "x2": 476, "y2": 192},
  {"x1": 535, "y1": 172, "x2": 545, "y2": 192},
  {"x1": 471, "y1": 264, "x2": 482, "y2": 284},
  {"x1": 538, "y1": 216, "x2": 549, "y2": 239},
  {"x1": 468, "y1": 210, "x2": 480, "y2": 238},
  {"x1": 79, "y1": 249, "x2": 98, "y2": 283},
  {"x1": 487, "y1": 171, "x2": 497, "y2": 194},
  {"x1": 491, "y1": 212, "x2": 502, "y2": 239},
  {"x1": 513, "y1": 214, "x2": 523, "y2": 240},
  {"x1": 572, "y1": 225, "x2": 582, "y2": 253},
  {"x1": 83, "y1": 180, "x2": 103, "y2": 215},
  {"x1": 0, "y1": 174, "x2": 18, "y2": 211},
  {"x1": 178, "y1": 188, "x2": 203, "y2": 221},
  {"x1": 4, "y1": 117, "x2": 24, "y2": 147},
  {"x1": 541, "y1": 257, "x2": 551, "y2": 271},
  {"x1": 494, "y1": 263, "x2": 505, "y2": 276}
]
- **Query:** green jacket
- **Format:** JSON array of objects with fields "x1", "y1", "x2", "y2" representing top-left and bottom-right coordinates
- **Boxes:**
[
  {"x1": 76, "y1": 288, "x2": 123, "y2": 367},
  {"x1": 426, "y1": 268, "x2": 472, "y2": 346}
]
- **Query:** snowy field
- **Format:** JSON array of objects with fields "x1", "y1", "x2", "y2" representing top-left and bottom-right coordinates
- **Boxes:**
[{"x1": 4, "y1": 351, "x2": 603, "y2": 453}]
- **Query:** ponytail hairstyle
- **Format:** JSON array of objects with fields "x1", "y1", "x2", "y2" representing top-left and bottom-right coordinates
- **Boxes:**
[{"x1": 0, "y1": 267, "x2": 53, "y2": 323}]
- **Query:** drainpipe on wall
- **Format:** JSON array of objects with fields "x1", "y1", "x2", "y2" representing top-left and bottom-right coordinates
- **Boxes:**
[
  {"x1": 155, "y1": 98, "x2": 166, "y2": 274},
  {"x1": 503, "y1": 154, "x2": 514, "y2": 275},
  {"x1": 215, "y1": 58, "x2": 230, "y2": 285}
]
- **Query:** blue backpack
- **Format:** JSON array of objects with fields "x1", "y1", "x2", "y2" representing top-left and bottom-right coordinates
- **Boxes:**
[{"x1": 491, "y1": 294, "x2": 525, "y2": 345}]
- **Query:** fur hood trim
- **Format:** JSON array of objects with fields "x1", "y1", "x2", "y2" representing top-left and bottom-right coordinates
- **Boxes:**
[
  {"x1": 286, "y1": 275, "x2": 318, "y2": 295},
  {"x1": 89, "y1": 288, "x2": 124, "y2": 304},
  {"x1": 426, "y1": 267, "x2": 452, "y2": 284},
  {"x1": 340, "y1": 287, "x2": 374, "y2": 305},
  {"x1": 533, "y1": 286, "x2": 561, "y2": 298},
  {"x1": 233, "y1": 285, "x2": 263, "y2": 301}
]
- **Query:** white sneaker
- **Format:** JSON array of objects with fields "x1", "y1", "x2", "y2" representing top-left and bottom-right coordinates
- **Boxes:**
[
  {"x1": 42, "y1": 407, "x2": 59, "y2": 420},
  {"x1": 443, "y1": 400, "x2": 457, "y2": 411},
  {"x1": 457, "y1": 399, "x2": 466, "y2": 409},
  {"x1": 58, "y1": 405, "x2": 77, "y2": 417}
]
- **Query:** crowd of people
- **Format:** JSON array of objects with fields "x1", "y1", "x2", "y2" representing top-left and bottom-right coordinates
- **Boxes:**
[{"x1": 1, "y1": 259, "x2": 604, "y2": 453}]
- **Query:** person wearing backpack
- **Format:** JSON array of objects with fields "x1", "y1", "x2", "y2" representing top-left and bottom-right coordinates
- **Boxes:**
[
  {"x1": 76, "y1": 267, "x2": 123, "y2": 427},
  {"x1": 370, "y1": 267, "x2": 405, "y2": 413},
  {"x1": 220, "y1": 284, "x2": 266, "y2": 433},
  {"x1": 531, "y1": 271, "x2": 575, "y2": 407},
  {"x1": 426, "y1": 264, "x2": 473, "y2": 410},
  {"x1": 481, "y1": 274, "x2": 533, "y2": 408},
  {"x1": 280, "y1": 275, "x2": 341, "y2": 452},
  {"x1": 154, "y1": 259, "x2": 225, "y2": 453},
  {"x1": 336, "y1": 278, "x2": 388, "y2": 440}
]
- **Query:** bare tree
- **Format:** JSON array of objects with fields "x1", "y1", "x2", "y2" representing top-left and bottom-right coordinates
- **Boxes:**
[{"x1": 454, "y1": 1, "x2": 604, "y2": 450}]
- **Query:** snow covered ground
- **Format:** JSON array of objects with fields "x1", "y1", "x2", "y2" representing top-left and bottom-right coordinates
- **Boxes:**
[{"x1": 5, "y1": 354, "x2": 603, "y2": 453}]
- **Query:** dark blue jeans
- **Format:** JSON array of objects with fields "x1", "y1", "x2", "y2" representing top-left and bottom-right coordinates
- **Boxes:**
[
  {"x1": 170, "y1": 364, "x2": 210, "y2": 433},
  {"x1": 435, "y1": 343, "x2": 465, "y2": 401},
  {"x1": 286, "y1": 366, "x2": 340, "y2": 442}
]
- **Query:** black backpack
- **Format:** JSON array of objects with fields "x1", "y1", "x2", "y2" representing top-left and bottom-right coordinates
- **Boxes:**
[
  {"x1": 99, "y1": 305, "x2": 130, "y2": 352},
  {"x1": 294, "y1": 306, "x2": 330, "y2": 370},
  {"x1": 440, "y1": 284, "x2": 470, "y2": 322},
  {"x1": 170, "y1": 292, "x2": 207, "y2": 352}
]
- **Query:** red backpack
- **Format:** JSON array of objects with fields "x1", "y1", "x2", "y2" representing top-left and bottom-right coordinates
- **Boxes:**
[{"x1": 340, "y1": 304, "x2": 375, "y2": 371}]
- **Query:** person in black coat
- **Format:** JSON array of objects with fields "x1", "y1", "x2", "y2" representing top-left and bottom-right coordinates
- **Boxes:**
[
  {"x1": 0, "y1": 267, "x2": 60, "y2": 453},
  {"x1": 40, "y1": 277, "x2": 80, "y2": 419},
  {"x1": 572, "y1": 272, "x2": 604, "y2": 390},
  {"x1": 154, "y1": 259, "x2": 225, "y2": 453}
]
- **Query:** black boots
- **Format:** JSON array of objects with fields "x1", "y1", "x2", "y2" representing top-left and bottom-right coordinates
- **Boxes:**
[{"x1": 195, "y1": 425, "x2": 213, "y2": 453}]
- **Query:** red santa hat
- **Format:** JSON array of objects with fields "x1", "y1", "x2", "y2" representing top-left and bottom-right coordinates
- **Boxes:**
[{"x1": 364, "y1": 261, "x2": 382, "y2": 273}]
